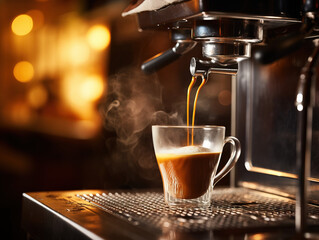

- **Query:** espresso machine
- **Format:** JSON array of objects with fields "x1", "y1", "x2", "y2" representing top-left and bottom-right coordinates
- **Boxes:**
[
  {"x1": 21, "y1": 0, "x2": 319, "y2": 239},
  {"x1": 125, "y1": 0, "x2": 319, "y2": 234}
]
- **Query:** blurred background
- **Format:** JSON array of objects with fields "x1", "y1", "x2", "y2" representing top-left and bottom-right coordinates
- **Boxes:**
[{"x1": 0, "y1": 0, "x2": 232, "y2": 238}]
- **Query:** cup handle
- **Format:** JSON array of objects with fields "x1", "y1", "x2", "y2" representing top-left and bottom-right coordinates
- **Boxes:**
[{"x1": 213, "y1": 136, "x2": 241, "y2": 186}]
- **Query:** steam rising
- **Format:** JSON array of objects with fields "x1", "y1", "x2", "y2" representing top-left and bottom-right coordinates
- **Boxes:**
[{"x1": 102, "y1": 68, "x2": 181, "y2": 188}]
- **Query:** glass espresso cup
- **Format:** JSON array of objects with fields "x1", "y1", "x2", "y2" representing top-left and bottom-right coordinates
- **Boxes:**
[{"x1": 152, "y1": 125, "x2": 241, "y2": 208}]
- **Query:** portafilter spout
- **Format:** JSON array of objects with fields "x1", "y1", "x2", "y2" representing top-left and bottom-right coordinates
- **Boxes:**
[{"x1": 189, "y1": 57, "x2": 238, "y2": 79}]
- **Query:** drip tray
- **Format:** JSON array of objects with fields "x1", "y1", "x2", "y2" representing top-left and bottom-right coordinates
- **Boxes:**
[
  {"x1": 77, "y1": 188, "x2": 319, "y2": 232},
  {"x1": 22, "y1": 188, "x2": 319, "y2": 239}
]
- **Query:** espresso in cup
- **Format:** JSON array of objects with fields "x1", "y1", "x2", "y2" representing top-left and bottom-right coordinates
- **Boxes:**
[
  {"x1": 156, "y1": 146, "x2": 220, "y2": 199},
  {"x1": 152, "y1": 75, "x2": 240, "y2": 207},
  {"x1": 152, "y1": 126, "x2": 241, "y2": 207}
]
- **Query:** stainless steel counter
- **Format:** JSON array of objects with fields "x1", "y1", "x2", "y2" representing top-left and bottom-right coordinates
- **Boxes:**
[{"x1": 21, "y1": 188, "x2": 319, "y2": 239}]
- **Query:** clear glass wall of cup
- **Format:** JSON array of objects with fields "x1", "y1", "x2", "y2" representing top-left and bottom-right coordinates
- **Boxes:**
[{"x1": 152, "y1": 125, "x2": 241, "y2": 208}]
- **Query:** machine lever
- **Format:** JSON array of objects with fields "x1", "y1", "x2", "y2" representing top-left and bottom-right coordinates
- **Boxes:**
[{"x1": 141, "y1": 41, "x2": 196, "y2": 74}]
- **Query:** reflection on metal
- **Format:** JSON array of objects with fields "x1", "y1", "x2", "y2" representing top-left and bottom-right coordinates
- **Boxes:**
[
  {"x1": 244, "y1": 161, "x2": 319, "y2": 183},
  {"x1": 240, "y1": 181, "x2": 293, "y2": 198},
  {"x1": 77, "y1": 188, "x2": 319, "y2": 232},
  {"x1": 202, "y1": 42, "x2": 251, "y2": 64},
  {"x1": 135, "y1": 0, "x2": 302, "y2": 31},
  {"x1": 246, "y1": 233, "x2": 268, "y2": 240},
  {"x1": 245, "y1": 162, "x2": 296, "y2": 178},
  {"x1": 244, "y1": 47, "x2": 319, "y2": 182},
  {"x1": 23, "y1": 189, "x2": 319, "y2": 239},
  {"x1": 230, "y1": 75, "x2": 237, "y2": 187},
  {"x1": 294, "y1": 38, "x2": 319, "y2": 236}
]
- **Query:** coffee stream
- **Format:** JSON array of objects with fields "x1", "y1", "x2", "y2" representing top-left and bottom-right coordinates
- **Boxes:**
[
  {"x1": 157, "y1": 75, "x2": 223, "y2": 200},
  {"x1": 187, "y1": 75, "x2": 207, "y2": 145}
]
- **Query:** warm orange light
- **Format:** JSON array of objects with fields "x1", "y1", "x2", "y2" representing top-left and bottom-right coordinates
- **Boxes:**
[
  {"x1": 10, "y1": 102, "x2": 32, "y2": 125},
  {"x1": 27, "y1": 10, "x2": 44, "y2": 29},
  {"x1": 68, "y1": 40, "x2": 90, "y2": 65},
  {"x1": 87, "y1": 25, "x2": 111, "y2": 51},
  {"x1": 61, "y1": 73, "x2": 105, "y2": 118},
  {"x1": 248, "y1": 234, "x2": 266, "y2": 240},
  {"x1": 27, "y1": 85, "x2": 48, "y2": 108},
  {"x1": 80, "y1": 75, "x2": 104, "y2": 102},
  {"x1": 11, "y1": 14, "x2": 33, "y2": 36},
  {"x1": 13, "y1": 61, "x2": 34, "y2": 82}
]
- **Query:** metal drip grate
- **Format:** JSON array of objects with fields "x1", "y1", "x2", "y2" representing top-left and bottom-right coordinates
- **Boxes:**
[{"x1": 77, "y1": 188, "x2": 319, "y2": 232}]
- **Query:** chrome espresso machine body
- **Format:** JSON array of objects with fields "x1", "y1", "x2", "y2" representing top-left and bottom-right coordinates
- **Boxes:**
[{"x1": 128, "y1": 0, "x2": 319, "y2": 235}]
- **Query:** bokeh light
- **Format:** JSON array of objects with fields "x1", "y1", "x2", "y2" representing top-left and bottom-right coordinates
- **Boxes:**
[
  {"x1": 68, "y1": 40, "x2": 90, "y2": 65},
  {"x1": 86, "y1": 25, "x2": 111, "y2": 51},
  {"x1": 27, "y1": 10, "x2": 44, "y2": 29},
  {"x1": 27, "y1": 85, "x2": 48, "y2": 108},
  {"x1": 11, "y1": 14, "x2": 33, "y2": 36},
  {"x1": 61, "y1": 73, "x2": 105, "y2": 118},
  {"x1": 13, "y1": 61, "x2": 34, "y2": 83},
  {"x1": 80, "y1": 75, "x2": 104, "y2": 102},
  {"x1": 10, "y1": 102, "x2": 32, "y2": 125}
]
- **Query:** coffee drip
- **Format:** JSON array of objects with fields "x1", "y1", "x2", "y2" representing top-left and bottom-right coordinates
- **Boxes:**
[{"x1": 186, "y1": 75, "x2": 207, "y2": 145}]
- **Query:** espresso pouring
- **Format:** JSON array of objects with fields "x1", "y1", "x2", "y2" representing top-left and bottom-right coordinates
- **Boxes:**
[
  {"x1": 155, "y1": 76, "x2": 222, "y2": 199},
  {"x1": 187, "y1": 76, "x2": 207, "y2": 145}
]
